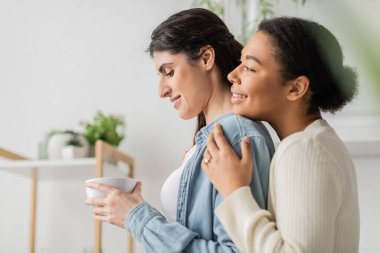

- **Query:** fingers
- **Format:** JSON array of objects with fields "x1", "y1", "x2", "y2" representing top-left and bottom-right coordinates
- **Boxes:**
[
  {"x1": 93, "y1": 207, "x2": 109, "y2": 216},
  {"x1": 93, "y1": 214, "x2": 109, "y2": 222},
  {"x1": 241, "y1": 136, "x2": 252, "y2": 163},
  {"x1": 206, "y1": 130, "x2": 218, "y2": 154},
  {"x1": 203, "y1": 149, "x2": 212, "y2": 162},
  {"x1": 132, "y1": 181, "x2": 142, "y2": 195},
  {"x1": 85, "y1": 197, "x2": 106, "y2": 206},
  {"x1": 86, "y1": 182, "x2": 117, "y2": 194},
  {"x1": 213, "y1": 124, "x2": 233, "y2": 152}
]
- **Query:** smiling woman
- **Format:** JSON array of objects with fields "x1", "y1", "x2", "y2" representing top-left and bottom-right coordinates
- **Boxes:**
[
  {"x1": 86, "y1": 8, "x2": 275, "y2": 253},
  {"x1": 230, "y1": 32, "x2": 287, "y2": 124},
  {"x1": 203, "y1": 16, "x2": 360, "y2": 253},
  {"x1": 154, "y1": 50, "x2": 214, "y2": 120}
]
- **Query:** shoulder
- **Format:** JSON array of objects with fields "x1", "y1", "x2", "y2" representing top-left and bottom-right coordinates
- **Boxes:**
[
  {"x1": 216, "y1": 113, "x2": 272, "y2": 141},
  {"x1": 276, "y1": 132, "x2": 325, "y2": 163},
  {"x1": 277, "y1": 120, "x2": 344, "y2": 160},
  {"x1": 274, "y1": 121, "x2": 348, "y2": 176}
]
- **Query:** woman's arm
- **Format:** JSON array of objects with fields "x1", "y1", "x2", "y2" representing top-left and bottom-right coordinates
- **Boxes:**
[
  {"x1": 126, "y1": 202, "x2": 239, "y2": 253},
  {"x1": 204, "y1": 124, "x2": 341, "y2": 253},
  {"x1": 86, "y1": 179, "x2": 239, "y2": 253},
  {"x1": 85, "y1": 123, "x2": 271, "y2": 253}
]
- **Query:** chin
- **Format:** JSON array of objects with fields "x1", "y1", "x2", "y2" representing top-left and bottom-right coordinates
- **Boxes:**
[
  {"x1": 232, "y1": 107, "x2": 247, "y2": 117},
  {"x1": 233, "y1": 107, "x2": 259, "y2": 121},
  {"x1": 178, "y1": 111, "x2": 198, "y2": 120}
]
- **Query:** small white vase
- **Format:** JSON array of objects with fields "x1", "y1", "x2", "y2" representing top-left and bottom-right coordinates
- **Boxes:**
[
  {"x1": 47, "y1": 133, "x2": 72, "y2": 160},
  {"x1": 47, "y1": 133, "x2": 89, "y2": 160},
  {"x1": 62, "y1": 146, "x2": 88, "y2": 160}
]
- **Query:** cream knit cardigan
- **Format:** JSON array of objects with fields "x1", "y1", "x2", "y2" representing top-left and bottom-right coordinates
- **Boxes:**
[{"x1": 216, "y1": 119, "x2": 360, "y2": 253}]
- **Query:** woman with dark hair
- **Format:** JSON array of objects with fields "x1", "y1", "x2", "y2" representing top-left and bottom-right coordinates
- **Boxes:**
[
  {"x1": 86, "y1": 8, "x2": 274, "y2": 252},
  {"x1": 202, "y1": 17, "x2": 360, "y2": 253}
]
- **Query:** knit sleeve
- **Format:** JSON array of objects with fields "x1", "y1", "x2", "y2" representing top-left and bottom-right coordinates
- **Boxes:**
[{"x1": 215, "y1": 140, "x2": 342, "y2": 253}]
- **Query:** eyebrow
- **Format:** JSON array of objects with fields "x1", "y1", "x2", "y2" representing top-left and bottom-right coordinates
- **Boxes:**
[
  {"x1": 246, "y1": 55, "x2": 262, "y2": 65},
  {"x1": 158, "y1": 63, "x2": 173, "y2": 73}
]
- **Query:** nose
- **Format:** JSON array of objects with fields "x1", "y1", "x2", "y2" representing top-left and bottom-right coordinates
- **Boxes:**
[
  {"x1": 159, "y1": 79, "x2": 171, "y2": 98},
  {"x1": 227, "y1": 65, "x2": 241, "y2": 85}
]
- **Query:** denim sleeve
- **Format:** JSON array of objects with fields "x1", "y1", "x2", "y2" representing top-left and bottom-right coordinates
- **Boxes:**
[
  {"x1": 126, "y1": 203, "x2": 239, "y2": 253},
  {"x1": 182, "y1": 193, "x2": 239, "y2": 253}
]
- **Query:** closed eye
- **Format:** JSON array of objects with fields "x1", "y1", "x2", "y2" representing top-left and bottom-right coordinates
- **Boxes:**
[
  {"x1": 244, "y1": 65, "x2": 256, "y2": 72},
  {"x1": 166, "y1": 69, "x2": 174, "y2": 77}
]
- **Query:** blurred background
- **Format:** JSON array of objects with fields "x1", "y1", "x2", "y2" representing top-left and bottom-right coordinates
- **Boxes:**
[{"x1": 0, "y1": 0, "x2": 379, "y2": 252}]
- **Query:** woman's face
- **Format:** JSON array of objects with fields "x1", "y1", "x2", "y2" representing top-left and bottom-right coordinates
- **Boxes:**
[
  {"x1": 227, "y1": 31, "x2": 288, "y2": 122},
  {"x1": 153, "y1": 51, "x2": 212, "y2": 120}
]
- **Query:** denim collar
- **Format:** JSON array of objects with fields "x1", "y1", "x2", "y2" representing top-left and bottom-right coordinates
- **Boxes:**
[{"x1": 195, "y1": 112, "x2": 234, "y2": 145}]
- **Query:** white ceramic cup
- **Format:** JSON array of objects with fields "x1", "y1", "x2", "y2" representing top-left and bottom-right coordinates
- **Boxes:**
[{"x1": 85, "y1": 177, "x2": 137, "y2": 198}]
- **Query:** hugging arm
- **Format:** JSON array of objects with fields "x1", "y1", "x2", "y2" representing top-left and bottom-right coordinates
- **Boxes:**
[
  {"x1": 203, "y1": 124, "x2": 271, "y2": 207},
  {"x1": 206, "y1": 132, "x2": 340, "y2": 253}
]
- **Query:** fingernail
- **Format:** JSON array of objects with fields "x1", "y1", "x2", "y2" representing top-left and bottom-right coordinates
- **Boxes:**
[{"x1": 244, "y1": 136, "x2": 250, "y2": 143}]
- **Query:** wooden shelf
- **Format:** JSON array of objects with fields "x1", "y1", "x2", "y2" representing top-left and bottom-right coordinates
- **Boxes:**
[
  {"x1": 0, "y1": 158, "x2": 130, "y2": 180},
  {"x1": 0, "y1": 140, "x2": 135, "y2": 253}
]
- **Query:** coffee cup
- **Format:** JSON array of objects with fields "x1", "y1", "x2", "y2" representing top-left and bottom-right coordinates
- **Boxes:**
[{"x1": 85, "y1": 177, "x2": 137, "y2": 198}]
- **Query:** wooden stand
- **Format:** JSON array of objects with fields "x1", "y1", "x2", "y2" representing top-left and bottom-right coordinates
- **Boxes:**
[
  {"x1": 94, "y1": 140, "x2": 135, "y2": 253},
  {"x1": 0, "y1": 140, "x2": 135, "y2": 253},
  {"x1": 0, "y1": 148, "x2": 36, "y2": 253}
]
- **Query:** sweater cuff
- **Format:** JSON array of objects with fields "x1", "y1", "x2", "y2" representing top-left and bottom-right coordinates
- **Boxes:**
[
  {"x1": 216, "y1": 186, "x2": 261, "y2": 223},
  {"x1": 125, "y1": 202, "x2": 162, "y2": 241}
]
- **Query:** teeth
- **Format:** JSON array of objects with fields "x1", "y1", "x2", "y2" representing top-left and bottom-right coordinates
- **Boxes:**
[{"x1": 232, "y1": 93, "x2": 247, "y2": 99}]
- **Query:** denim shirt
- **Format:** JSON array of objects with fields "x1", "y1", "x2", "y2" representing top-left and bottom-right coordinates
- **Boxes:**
[{"x1": 126, "y1": 113, "x2": 274, "y2": 253}]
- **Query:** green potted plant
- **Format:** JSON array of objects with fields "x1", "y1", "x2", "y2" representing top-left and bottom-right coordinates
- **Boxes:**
[{"x1": 82, "y1": 111, "x2": 125, "y2": 156}]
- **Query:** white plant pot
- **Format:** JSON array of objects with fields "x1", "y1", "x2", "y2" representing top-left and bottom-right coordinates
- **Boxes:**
[
  {"x1": 47, "y1": 133, "x2": 89, "y2": 160},
  {"x1": 62, "y1": 146, "x2": 88, "y2": 160},
  {"x1": 47, "y1": 133, "x2": 72, "y2": 160}
]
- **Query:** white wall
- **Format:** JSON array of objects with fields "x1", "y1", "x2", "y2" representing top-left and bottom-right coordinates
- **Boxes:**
[
  {"x1": 0, "y1": 0, "x2": 194, "y2": 252},
  {"x1": 0, "y1": 0, "x2": 379, "y2": 252}
]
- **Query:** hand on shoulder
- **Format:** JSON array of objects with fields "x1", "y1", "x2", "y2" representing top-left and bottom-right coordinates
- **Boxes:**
[{"x1": 202, "y1": 123, "x2": 253, "y2": 198}]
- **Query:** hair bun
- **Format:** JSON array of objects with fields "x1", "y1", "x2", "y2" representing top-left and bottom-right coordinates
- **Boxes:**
[{"x1": 338, "y1": 65, "x2": 358, "y2": 106}]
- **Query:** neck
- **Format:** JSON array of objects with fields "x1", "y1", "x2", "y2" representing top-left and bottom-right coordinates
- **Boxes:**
[
  {"x1": 270, "y1": 111, "x2": 322, "y2": 140},
  {"x1": 203, "y1": 83, "x2": 233, "y2": 125}
]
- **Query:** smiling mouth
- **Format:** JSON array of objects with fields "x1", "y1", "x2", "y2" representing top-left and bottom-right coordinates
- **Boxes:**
[
  {"x1": 232, "y1": 93, "x2": 248, "y2": 99},
  {"x1": 231, "y1": 92, "x2": 248, "y2": 104},
  {"x1": 170, "y1": 95, "x2": 181, "y2": 103},
  {"x1": 170, "y1": 95, "x2": 181, "y2": 109}
]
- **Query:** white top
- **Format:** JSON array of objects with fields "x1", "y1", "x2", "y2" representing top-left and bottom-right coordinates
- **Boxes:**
[
  {"x1": 216, "y1": 119, "x2": 360, "y2": 253},
  {"x1": 160, "y1": 145, "x2": 197, "y2": 222}
]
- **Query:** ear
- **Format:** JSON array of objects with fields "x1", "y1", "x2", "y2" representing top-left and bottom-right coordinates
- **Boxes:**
[
  {"x1": 286, "y1": 76, "x2": 310, "y2": 101},
  {"x1": 199, "y1": 46, "x2": 215, "y2": 71}
]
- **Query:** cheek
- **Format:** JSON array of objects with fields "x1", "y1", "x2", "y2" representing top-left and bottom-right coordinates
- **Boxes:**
[
  {"x1": 182, "y1": 92, "x2": 205, "y2": 112},
  {"x1": 183, "y1": 76, "x2": 208, "y2": 102},
  {"x1": 236, "y1": 86, "x2": 270, "y2": 116},
  {"x1": 246, "y1": 75, "x2": 277, "y2": 100},
  {"x1": 182, "y1": 88, "x2": 211, "y2": 118}
]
